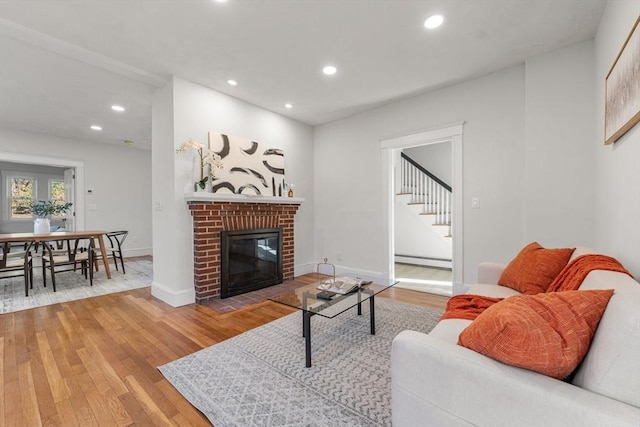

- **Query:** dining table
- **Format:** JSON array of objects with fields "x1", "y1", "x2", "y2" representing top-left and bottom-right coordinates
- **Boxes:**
[{"x1": 0, "y1": 230, "x2": 112, "y2": 279}]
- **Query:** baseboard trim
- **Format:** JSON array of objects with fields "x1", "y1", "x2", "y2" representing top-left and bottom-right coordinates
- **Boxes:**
[
  {"x1": 295, "y1": 262, "x2": 317, "y2": 276},
  {"x1": 395, "y1": 255, "x2": 452, "y2": 269},
  {"x1": 294, "y1": 261, "x2": 386, "y2": 281},
  {"x1": 151, "y1": 281, "x2": 195, "y2": 307},
  {"x1": 123, "y1": 247, "x2": 152, "y2": 257}
]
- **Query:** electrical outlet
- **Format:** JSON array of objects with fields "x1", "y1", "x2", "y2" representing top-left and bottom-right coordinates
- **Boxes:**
[
  {"x1": 336, "y1": 253, "x2": 342, "y2": 262},
  {"x1": 471, "y1": 197, "x2": 480, "y2": 209}
]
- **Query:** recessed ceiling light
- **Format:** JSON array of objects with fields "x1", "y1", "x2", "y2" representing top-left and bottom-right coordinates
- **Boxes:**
[
  {"x1": 322, "y1": 65, "x2": 337, "y2": 76},
  {"x1": 213, "y1": 0, "x2": 228, "y2": 3},
  {"x1": 227, "y1": 79, "x2": 238, "y2": 86},
  {"x1": 111, "y1": 105, "x2": 125, "y2": 112},
  {"x1": 424, "y1": 14, "x2": 444, "y2": 29},
  {"x1": 90, "y1": 125, "x2": 102, "y2": 131},
  {"x1": 285, "y1": 103, "x2": 293, "y2": 109}
]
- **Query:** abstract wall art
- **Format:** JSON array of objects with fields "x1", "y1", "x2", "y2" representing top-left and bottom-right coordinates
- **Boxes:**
[
  {"x1": 605, "y1": 16, "x2": 640, "y2": 145},
  {"x1": 208, "y1": 132, "x2": 286, "y2": 195}
]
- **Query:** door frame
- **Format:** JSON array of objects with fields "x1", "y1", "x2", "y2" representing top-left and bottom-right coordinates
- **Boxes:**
[
  {"x1": 0, "y1": 151, "x2": 85, "y2": 231},
  {"x1": 381, "y1": 122, "x2": 464, "y2": 294}
]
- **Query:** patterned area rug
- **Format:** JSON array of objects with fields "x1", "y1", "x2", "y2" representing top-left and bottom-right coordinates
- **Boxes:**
[
  {"x1": 0, "y1": 259, "x2": 152, "y2": 314},
  {"x1": 159, "y1": 298, "x2": 442, "y2": 427}
]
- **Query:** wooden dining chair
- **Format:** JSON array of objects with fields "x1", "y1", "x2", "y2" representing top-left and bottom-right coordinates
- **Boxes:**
[
  {"x1": 41, "y1": 238, "x2": 93, "y2": 291},
  {"x1": 0, "y1": 242, "x2": 34, "y2": 296},
  {"x1": 92, "y1": 230, "x2": 128, "y2": 273}
]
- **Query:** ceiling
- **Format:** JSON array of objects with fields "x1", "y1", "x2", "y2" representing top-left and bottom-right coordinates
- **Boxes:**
[{"x1": 0, "y1": 0, "x2": 606, "y2": 151}]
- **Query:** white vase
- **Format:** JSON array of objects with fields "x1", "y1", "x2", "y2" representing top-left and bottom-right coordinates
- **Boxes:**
[{"x1": 34, "y1": 217, "x2": 51, "y2": 234}]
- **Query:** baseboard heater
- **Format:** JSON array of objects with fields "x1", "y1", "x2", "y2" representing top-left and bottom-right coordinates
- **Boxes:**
[{"x1": 394, "y1": 254, "x2": 452, "y2": 270}]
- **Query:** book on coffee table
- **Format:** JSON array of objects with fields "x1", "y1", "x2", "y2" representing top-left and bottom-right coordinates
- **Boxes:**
[{"x1": 317, "y1": 277, "x2": 369, "y2": 294}]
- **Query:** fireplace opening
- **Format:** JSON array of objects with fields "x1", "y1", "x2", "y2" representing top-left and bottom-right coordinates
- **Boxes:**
[{"x1": 220, "y1": 228, "x2": 283, "y2": 298}]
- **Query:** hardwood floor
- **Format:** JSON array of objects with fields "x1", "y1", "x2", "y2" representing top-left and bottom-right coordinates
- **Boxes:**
[
  {"x1": 1, "y1": 269, "x2": 447, "y2": 426},
  {"x1": 394, "y1": 263, "x2": 453, "y2": 282}
]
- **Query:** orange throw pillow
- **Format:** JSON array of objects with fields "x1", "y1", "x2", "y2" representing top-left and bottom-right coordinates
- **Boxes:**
[
  {"x1": 458, "y1": 290, "x2": 614, "y2": 379},
  {"x1": 498, "y1": 242, "x2": 575, "y2": 294}
]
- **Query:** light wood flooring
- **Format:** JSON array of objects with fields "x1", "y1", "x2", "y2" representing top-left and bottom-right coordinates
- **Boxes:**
[
  {"x1": 1, "y1": 265, "x2": 448, "y2": 426},
  {"x1": 394, "y1": 263, "x2": 453, "y2": 296},
  {"x1": 394, "y1": 263, "x2": 453, "y2": 282}
]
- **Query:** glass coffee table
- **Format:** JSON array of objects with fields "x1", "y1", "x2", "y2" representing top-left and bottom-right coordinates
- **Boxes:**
[{"x1": 269, "y1": 274, "x2": 398, "y2": 367}]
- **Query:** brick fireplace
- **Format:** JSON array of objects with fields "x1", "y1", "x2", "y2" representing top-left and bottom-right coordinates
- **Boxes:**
[{"x1": 188, "y1": 196, "x2": 302, "y2": 303}]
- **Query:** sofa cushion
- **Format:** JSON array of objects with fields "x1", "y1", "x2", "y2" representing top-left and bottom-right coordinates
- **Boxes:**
[
  {"x1": 573, "y1": 270, "x2": 640, "y2": 408},
  {"x1": 467, "y1": 283, "x2": 521, "y2": 298},
  {"x1": 458, "y1": 289, "x2": 614, "y2": 379},
  {"x1": 427, "y1": 319, "x2": 471, "y2": 344},
  {"x1": 498, "y1": 242, "x2": 574, "y2": 294}
]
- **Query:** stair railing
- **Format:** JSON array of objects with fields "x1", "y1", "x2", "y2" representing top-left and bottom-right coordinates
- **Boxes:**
[{"x1": 400, "y1": 153, "x2": 452, "y2": 225}]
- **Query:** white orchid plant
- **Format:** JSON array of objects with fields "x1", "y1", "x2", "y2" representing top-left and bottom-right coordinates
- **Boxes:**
[{"x1": 176, "y1": 139, "x2": 224, "y2": 190}]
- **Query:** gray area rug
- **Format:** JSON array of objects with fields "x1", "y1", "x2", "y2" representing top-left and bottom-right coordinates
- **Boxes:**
[
  {"x1": 159, "y1": 298, "x2": 442, "y2": 427},
  {"x1": 0, "y1": 258, "x2": 152, "y2": 314}
]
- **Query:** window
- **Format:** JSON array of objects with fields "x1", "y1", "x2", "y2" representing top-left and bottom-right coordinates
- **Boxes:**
[
  {"x1": 10, "y1": 177, "x2": 35, "y2": 219},
  {"x1": 49, "y1": 179, "x2": 66, "y2": 217}
]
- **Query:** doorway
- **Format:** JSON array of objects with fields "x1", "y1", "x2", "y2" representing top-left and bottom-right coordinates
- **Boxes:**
[
  {"x1": 0, "y1": 151, "x2": 85, "y2": 232},
  {"x1": 381, "y1": 123, "x2": 464, "y2": 295},
  {"x1": 394, "y1": 141, "x2": 453, "y2": 296}
]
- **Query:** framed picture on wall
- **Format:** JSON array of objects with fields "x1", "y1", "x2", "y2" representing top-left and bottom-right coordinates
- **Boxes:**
[
  {"x1": 604, "y1": 16, "x2": 640, "y2": 145},
  {"x1": 208, "y1": 132, "x2": 286, "y2": 195}
]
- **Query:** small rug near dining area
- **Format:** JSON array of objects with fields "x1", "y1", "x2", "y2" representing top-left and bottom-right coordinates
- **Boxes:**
[
  {"x1": 0, "y1": 258, "x2": 152, "y2": 314},
  {"x1": 159, "y1": 298, "x2": 443, "y2": 427}
]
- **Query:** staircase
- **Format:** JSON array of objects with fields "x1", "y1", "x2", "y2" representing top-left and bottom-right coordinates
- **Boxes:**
[{"x1": 397, "y1": 153, "x2": 452, "y2": 243}]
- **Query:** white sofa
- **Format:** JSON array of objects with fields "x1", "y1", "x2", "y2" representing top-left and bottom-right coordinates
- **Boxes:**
[{"x1": 391, "y1": 248, "x2": 640, "y2": 427}]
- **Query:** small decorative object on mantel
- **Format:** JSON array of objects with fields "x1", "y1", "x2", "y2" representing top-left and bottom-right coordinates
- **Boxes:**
[
  {"x1": 30, "y1": 200, "x2": 73, "y2": 234},
  {"x1": 176, "y1": 139, "x2": 224, "y2": 191},
  {"x1": 288, "y1": 183, "x2": 295, "y2": 198}
]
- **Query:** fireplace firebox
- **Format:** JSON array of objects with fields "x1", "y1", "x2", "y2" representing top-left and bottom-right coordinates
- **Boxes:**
[{"x1": 220, "y1": 228, "x2": 283, "y2": 298}]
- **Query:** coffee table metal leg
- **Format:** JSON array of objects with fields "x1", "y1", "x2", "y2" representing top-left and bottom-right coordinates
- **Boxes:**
[
  {"x1": 302, "y1": 293, "x2": 308, "y2": 337},
  {"x1": 370, "y1": 295, "x2": 376, "y2": 335},
  {"x1": 357, "y1": 290, "x2": 362, "y2": 315},
  {"x1": 304, "y1": 311, "x2": 312, "y2": 367}
]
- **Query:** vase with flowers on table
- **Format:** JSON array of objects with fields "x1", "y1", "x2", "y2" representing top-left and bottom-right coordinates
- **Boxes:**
[{"x1": 30, "y1": 200, "x2": 73, "y2": 234}]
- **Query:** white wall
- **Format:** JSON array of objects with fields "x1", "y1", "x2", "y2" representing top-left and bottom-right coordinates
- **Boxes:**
[
  {"x1": 394, "y1": 199, "x2": 452, "y2": 260},
  {"x1": 151, "y1": 76, "x2": 314, "y2": 306},
  {"x1": 524, "y1": 41, "x2": 596, "y2": 247},
  {"x1": 0, "y1": 128, "x2": 152, "y2": 255},
  {"x1": 314, "y1": 36, "x2": 602, "y2": 286},
  {"x1": 594, "y1": 1, "x2": 640, "y2": 277},
  {"x1": 314, "y1": 66, "x2": 526, "y2": 284}
]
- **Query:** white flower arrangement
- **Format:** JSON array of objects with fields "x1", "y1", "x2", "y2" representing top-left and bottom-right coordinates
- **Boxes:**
[{"x1": 176, "y1": 139, "x2": 224, "y2": 190}]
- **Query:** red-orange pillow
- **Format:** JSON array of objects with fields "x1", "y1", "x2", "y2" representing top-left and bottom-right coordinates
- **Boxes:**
[
  {"x1": 458, "y1": 289, "x2": 614, "y2": 379},
  {"x1": 498, "y1": 242, "x2": 575, "y2": 294}
]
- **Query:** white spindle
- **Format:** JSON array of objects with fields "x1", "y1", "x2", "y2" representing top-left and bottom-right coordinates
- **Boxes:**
[
  {"x1": 437, "y1": 185, "x2": 442, "y2": 224},
  {"x1": 411, "y1": 166, "x2": 418, "y2": 203},
  {"x1": 400, "y1": 155, "x2": 452, "y2": 227}
]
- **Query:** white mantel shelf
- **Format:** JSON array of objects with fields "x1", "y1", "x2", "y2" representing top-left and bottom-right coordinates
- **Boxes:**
[{"x1": 185, "y1": 193, "x2": 304, "y2": 204}]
